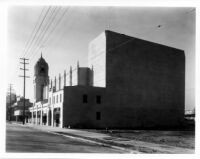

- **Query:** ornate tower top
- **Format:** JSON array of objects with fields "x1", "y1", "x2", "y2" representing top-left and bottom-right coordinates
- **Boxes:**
[
  {"x1": 34, "y1": 53, "x2": 49, "y2": 76},
  {"x1": 33, "y1": 53, "x2": 49, "y2": 102}
]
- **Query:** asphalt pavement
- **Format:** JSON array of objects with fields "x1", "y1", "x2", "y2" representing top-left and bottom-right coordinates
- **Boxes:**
[
  {"x1": 6, "y1": 122, "x2": 194, "y2": 154},
  {"x1": 6, "y1": 123, "x2": 127, "y2": 153},
  {"x1": 24, "y1": 123, "x2": 194, "y2": 154}
]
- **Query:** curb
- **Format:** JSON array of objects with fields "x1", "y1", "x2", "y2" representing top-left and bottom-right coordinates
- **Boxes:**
[
  {"x1": 11, "y1": 123, "x2": 140, "y2": 153},
  {"x1": 48, "y1": 131, "x2": 140, "y2": 154},
  {"x1": 8, "y1": 123, "x2": 194, "y2": 154},
  {"x1": 8, "y1": 123, "x2": 168, "y2": 153}
]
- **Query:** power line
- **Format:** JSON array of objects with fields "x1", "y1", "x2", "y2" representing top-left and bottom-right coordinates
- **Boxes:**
[
  {"x1": 20, "y1": 7, "x2": 46, "y2": 58},
  {"x1": 24, "y1": 7, "x2": 53, "y2": 59},
  {"x1": 30, "y1": 7, "x2": 70, "y2": 63},
  {"x1": 43, "y1": 8, "x2": 73, "y2": 55},
  {"x1": 16, "y1": 7, "x2": 46, "y2": 71},
  {"x1": 16, "y1": 7, "x2": 50, "y2": 72},
  {"x1": 43, "y1": 7, "x2": 70, "y2": 47},
  {"x1": 28, "y1": 7, "x2": 62, "y2": 60},
  {"x1": 23, "y1": 6, "x2": 51, "y2": 58},
  {"x1": 26, "y1": 7, "x2": 59, "y2": 59}
]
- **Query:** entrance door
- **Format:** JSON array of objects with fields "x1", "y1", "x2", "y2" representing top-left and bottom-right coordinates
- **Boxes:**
[
  {"x1": 54, "y1": 108, "x2": 60, "y2": 127},
  {"x1": 48, "y1": 110, "x2": 51, "y2": 126}
]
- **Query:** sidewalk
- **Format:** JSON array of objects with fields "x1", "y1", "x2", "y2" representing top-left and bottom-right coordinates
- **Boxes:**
[{"x1": 19, "y1": 123, "x2": 194, "y2": 154}]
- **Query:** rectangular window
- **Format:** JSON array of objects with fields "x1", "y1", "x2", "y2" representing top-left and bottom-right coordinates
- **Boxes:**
[
  {"x1": 83, "y1": 94, "x2": 88, "y2": 103},
  {"x1": 96, "y1": 95, "x2": 101, "y2": 104},
  {"x1": 53, "y1": 96, "x2": 55, "y2": 104},
  {"x1": 57, "y1": 95, "x2": 58, "y2": 103},
  {"x1": 60, "y1": 94, "x2": 62, "y2": 102},
  {"x1": 34, "y1": 85, "x2": 36, "y2": 99},
  {"x1": 96, "y1": 112, "x2": 101, "y2": 120},
  {"x1": 49, "y1": 97, "x2": 51, "y2": 104}
]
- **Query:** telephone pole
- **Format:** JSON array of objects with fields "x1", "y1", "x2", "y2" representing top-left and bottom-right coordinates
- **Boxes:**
[
  {"x1": 19, "y1": 58, "x2": 30, "y2": 125},
  {"x1": 8, "y1": 84, "x2": 13, "y2": 121}
]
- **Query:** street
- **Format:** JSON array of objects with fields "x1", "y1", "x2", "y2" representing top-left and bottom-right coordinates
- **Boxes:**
[{"x1": 6, "y1": 123, "x2": 126, "y2": 153}]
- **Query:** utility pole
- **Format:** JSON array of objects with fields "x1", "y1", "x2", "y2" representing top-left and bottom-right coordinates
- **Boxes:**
[
  {"x1": 8, "y1": 84, "x2": 13, "y2": 121},
  {"x1": 19, "y1": 58, "x2": 30, "y2": 125}
]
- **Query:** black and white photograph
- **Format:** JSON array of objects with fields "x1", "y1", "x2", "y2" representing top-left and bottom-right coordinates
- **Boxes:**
[{"x1": 1, "y1": 0, "x2": 198, "y2": 157}]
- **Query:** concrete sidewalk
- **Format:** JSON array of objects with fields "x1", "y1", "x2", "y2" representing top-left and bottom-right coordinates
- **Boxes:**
[{"x1": 18, "y1": 123, "x2": 194, "y2": 154}]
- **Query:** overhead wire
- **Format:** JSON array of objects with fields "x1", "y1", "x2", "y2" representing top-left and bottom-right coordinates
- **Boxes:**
[
  {"x1": 42, "y1": 7, "x2": 72, "y2": 58},
  {"x1": 29, "y1": 6, "x2": 88, "y2": 76},
  {"x1": 42, "y1": 7, "x2": 71, "y2": 50},
  {"x1": 28, "y1": 7, "x2": 61, "y2": 60},
  {"x1": 16, "y1": 7, "x2": 46, "y2": 70},
  {"x1": 30, "y1": 7, "x2": 70, "y2": 63},
  {"x1": 16, "y1": 7, "x2": 195, "y2": 96},
  {"x1": 25, "y1": 6, "x2": 57, "y2": 59},
  {"x1": 23, "y1": 6, "x2": 52, "y2": 58},
  {"x1": 25, "y1": 7, "x2": 57, "y2": 59},
  {"x1": 29, "y1": 7, "x2": 73, "y2": 86},
  {"x1": 19, "y1": 7, "x2": 46, "y2": 58},
  {"x1": 24, "y1": 7, "x2": 75, "y2": 89},
  {"x1": 18, "y1": 7, "x2": 54, "y2": 84},
  {"x1": 23, "y1": 6, "x2": 71, "y2": 89}
]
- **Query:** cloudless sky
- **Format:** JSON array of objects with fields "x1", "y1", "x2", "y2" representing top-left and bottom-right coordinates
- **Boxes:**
[{"x1": 7, "y1": 6, "x2": 195, "y2": 110}]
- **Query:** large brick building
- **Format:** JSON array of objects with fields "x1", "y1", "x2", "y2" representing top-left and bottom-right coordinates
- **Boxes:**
[{"x1": 29, "y1": 30, "x2": 185, "y2": 129}]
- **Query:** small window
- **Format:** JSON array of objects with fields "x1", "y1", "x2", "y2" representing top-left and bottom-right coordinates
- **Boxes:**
[
  {"x1": 96, "y1": 112, "x2": 101, "y2": 120},
  {"x1": 57, "y1": 95, "x2": 58, "y2": 103},
  {"x1": 83, "y1": 94, "x2": 88, "y2": 103},
  {"x1": 53, "y1": 96, "x2": 55, "y2": 104},
  {"x1": 49, "y1": 97, "x2": 51, "y2": 104},
  {"x1": 40, "y1": 67, "x2": 45, "y2": 73},
  {"x1": 60, "y1": 94, "x2": 62, "y2": 102},
  {"x1": 34, "y1": 85, "x2": 36, "y2": 99},
  {"x1": 96, "y1": 95, "x2": 101, "y2": 104}
]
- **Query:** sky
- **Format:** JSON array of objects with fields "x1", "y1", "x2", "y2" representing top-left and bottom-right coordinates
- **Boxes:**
[{"x1": 6, "y1": 6, "x2": 195, "y2": 110}]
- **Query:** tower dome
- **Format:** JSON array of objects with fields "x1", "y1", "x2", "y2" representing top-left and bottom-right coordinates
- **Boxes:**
[{"x1": 34, "y1": 53, "x2": 49, "y2": 76}]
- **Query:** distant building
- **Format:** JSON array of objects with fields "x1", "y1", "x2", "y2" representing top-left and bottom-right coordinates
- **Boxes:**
[
  {"x1": 6, "y1": 93, "x2": 16, "y2": 121},
  {"x1": 12, "y1": 96, "x2": 33, "y2": 122},
  {"x1": 29, "y1": 30, "x2": 185, "y2": 129}
]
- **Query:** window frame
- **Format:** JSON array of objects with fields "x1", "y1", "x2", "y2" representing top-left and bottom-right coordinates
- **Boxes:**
[
  {"x1": 96, "y1": 95, "x2": 101, "y2": 104},
  {"x1": 96, "y1": 112, "x2": 101, "y2": 120},
  {"x1": 83, "y1": 94, "x2": 88, "y2": 103},
  {"x1": 60, "y1": 94, "x2": 62, "y2": 102}
]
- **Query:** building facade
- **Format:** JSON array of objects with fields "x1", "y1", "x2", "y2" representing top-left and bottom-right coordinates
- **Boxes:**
[
  {"x1": 29, "y1": 30, "x2": 185, "y2": 129},
  {"x1": 29, "y1": 55, "x2": 94, "y2": 128},
  {"x1": 12, "y1": 96, "x2": 33, "y2": 122},
  {"x1": 88, "y1": 30, "x2": 185, "y2": 128},
  {"x1": 6, "y1": 93, "x2": 17, "y2": 121}
]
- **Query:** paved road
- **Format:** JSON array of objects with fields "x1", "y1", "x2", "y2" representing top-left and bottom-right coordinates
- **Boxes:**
[{"x1": 6, "y1": 123, "x2": 125, "y2": 153}]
